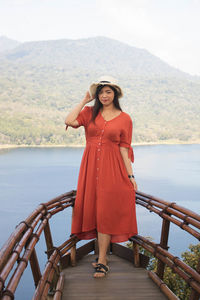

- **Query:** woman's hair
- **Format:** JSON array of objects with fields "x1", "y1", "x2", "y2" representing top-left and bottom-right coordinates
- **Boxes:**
[{"x1": 91, "y1": 85, "x2": 122, "y2": 122}]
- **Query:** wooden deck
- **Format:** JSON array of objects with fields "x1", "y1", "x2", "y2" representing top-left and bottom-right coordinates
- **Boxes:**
[{"x1": 61, "y1": 254, "x2": 167, "y2": 300}]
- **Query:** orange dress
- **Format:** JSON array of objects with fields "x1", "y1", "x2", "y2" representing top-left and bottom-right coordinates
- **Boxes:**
[{"x1": 70, "y1": 106, "x2": 138, "y2": 243}]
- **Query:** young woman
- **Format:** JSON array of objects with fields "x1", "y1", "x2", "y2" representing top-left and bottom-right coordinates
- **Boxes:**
[{"x1": 65, "y1": 77, "x2": 138, "y2": 278}]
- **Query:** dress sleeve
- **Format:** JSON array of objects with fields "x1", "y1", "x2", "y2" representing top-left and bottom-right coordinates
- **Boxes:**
[
  {"x1": 119, "y1": 118, "x2": 134, "y2": 162},
  {"x1": 66, "y1": 106, "x2": 92, "y2": 130}
]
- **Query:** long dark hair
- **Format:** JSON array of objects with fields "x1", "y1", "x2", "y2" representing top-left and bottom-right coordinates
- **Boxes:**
[{"x1": 91, "y1": 85, "x2": 122, "y2": 122}]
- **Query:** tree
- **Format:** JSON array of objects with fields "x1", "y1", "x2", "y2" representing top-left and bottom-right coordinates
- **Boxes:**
[{"x1": 126, "y1": 240, "x2": 200, "y2": 300}]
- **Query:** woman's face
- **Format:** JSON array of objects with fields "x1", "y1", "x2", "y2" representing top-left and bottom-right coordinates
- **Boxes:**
[{"x1": 98, "y1": 85, "x2": 115, "y2": 107}]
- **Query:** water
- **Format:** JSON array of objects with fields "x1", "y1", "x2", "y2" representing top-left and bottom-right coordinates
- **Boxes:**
[{"x1": 0, "y1": 144, "x2": 199, "y2": 299}]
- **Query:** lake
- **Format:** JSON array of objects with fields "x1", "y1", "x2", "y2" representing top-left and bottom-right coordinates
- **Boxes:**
[{"x1": 0, "y1": 144, "x2": 199, "y2": 299}]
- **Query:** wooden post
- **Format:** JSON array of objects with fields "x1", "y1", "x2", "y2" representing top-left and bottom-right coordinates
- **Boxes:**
[
  {"x1": 43, "y1": 220, "x2": 59, "y2": 293},
  {"x1": 156, "y1": 217, "x2": 170, "y2": 279},
  {"x1": 70, "y1": 244, "x2": 76, "y2": 266},
  {"x1": 29, "y1": 248, "x2": 41, "y2": 287},
  {"x1": 44, "y1": 220, "x2": 54, "y2": 258},
  {"x1": 132, "y1": 241, "x2": 140, "y2": 267}
]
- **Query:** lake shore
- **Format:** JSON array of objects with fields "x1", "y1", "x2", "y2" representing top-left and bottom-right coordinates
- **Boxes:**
[{"x1": 0, "y1": 140, "x2": 200, "y2": 150}]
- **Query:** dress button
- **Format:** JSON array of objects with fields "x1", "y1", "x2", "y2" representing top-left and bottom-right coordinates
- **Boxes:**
[
  {"x1": 98, "y1": 143, "x2": 101, "y2": 145},
  {"x1": 102, "y1": 130, "x2": 104, "y2": 132},
  {"x1": 98, "y1": 149, "x2": 100, "y2": 151},
  {"x1": 96, "y1": 177, "x2": 98, "y2": 180},
  {"x1": 97, "y1": 168, "x2": 99, "y2": 170},
  {"x1": 97, "y1": 158, "x2": 99, "y2": 160}
]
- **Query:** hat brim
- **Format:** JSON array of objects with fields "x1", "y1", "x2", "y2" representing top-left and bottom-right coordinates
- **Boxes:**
[{"x1": 89, "y1": 83, "x2": 123, "y2": 99}]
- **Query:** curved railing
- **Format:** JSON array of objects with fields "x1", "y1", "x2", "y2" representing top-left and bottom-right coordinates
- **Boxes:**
[
  {"x1": 0, "y1": 190, "x2": 199, "y2": 300},
  {"x1": 0, "y1": 190, "x2": 78, "y2": 300},
  {"x1": 130, "y1": 191, "x2": 200, "y2": 300}
]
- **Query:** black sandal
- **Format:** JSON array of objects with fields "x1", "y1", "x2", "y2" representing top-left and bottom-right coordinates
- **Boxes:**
[
  {"x1": 91, "y1": 257, "x2": 108, "y2": 268},
  {"x1": 93, "y1": 263, "x2": 110, "y2": 278}
]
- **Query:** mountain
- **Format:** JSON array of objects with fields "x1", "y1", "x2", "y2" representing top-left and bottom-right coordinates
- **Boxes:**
[
  {"x1": 0, "y1": 36, "x2": 189, "y2": 77},
  {"x1": 0, "y1": 36, "x2": 199, "y2": 146},
  {"x1": 0, "y1": 36, "x2": 21, "y2": 53}
]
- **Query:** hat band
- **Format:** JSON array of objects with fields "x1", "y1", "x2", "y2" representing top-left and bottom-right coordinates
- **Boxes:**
[{"x1": 99, "y1": 80, "x2": 111, "y2": 84}]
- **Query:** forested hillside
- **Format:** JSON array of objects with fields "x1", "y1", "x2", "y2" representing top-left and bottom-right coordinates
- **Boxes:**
[{"x1": 0, "y1": 36, "x2": 199, "y2": 146}]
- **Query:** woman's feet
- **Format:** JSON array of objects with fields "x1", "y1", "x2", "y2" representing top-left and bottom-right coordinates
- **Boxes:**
[
  {"x1": 93, "y1": 263, "x2": 110, "y2": 278},
  {"x1": 93, "y1": 257, "x2": 109, "y2": 278},
  {"x1": 93, "y1": 232, "x2": 111, "y2": 278},
  {"x1": 91, "y1": 256, "x2": 108, "y2": 268}
]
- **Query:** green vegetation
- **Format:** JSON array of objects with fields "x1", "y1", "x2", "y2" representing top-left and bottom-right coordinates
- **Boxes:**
[
  {"x1": 127, "y1": 241, "x2": 200, "y2": 300},
  {"x1": 0, "y1": 37, "x2": 200, "y2": 146}
]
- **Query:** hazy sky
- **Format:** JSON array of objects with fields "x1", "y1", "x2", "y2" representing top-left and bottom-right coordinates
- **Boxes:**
[{"x1": 0, "y1": 0, "x2": 200, "y2": 76}]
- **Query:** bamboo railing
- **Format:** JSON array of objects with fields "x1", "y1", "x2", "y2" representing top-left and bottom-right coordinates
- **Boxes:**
[
  {"x1": 130, "y1": 191, "x2": 200, "y2": 300},
  {"x1": 0, "y1": 190, "x2": 78, "y2": 300},
  {"x1": 0, "y1": 190, "x2": 199, "y2": 300}
]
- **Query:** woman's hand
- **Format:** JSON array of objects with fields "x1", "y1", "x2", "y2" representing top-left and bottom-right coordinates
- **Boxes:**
[
  {"x1": 130, "y1": 178, "x2": 138, "y2": 191},
  {"x1": 65, "y1": 91, "x2": 95, "y2": 128},
  {"x1": 83, "y1": 91, "x2": 95, "y2": 104}
]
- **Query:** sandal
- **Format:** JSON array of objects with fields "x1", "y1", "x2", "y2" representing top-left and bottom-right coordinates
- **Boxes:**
[
  {"x1": 91, "y1": 257, "x2": 108, "y2": 268},
  {"x1": 93, "y1": 263, "x2": 110, "y2": 278}
]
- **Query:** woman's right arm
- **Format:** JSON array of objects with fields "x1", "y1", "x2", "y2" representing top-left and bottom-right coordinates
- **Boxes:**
[{"x1": 65, "y1": 91, "x2": 93, "y2": 127}]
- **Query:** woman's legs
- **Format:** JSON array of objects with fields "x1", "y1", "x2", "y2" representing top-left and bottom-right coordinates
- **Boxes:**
[{"x1": 94, "y1": 232, "x2": 111, "y2": 278}]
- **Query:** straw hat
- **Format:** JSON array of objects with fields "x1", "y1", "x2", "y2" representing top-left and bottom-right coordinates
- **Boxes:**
[{"x1": 89, "y1": 76, "x2": 123, "y2": 99}]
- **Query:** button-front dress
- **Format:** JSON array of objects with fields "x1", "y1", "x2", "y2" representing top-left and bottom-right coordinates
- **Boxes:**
[{"x1": 70, "y1": 106, "x2": 138, "y2": 243}]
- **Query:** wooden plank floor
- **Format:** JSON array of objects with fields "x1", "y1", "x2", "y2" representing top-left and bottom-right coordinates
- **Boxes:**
[{"x1": 61, "y1": 254, "x2": 167, "y2": 300}]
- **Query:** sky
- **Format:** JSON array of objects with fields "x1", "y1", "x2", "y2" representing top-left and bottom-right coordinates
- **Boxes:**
[{"x1": 0, "y1": 0, "x2": 200, "y2": 76}]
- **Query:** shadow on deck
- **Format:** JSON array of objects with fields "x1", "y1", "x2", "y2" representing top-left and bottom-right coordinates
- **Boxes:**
[{"x1": 61, "y1": 254, "x2": 167, "y2": 300}]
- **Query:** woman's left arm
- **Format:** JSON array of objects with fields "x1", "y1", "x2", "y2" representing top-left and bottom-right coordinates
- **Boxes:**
[{"x1": 120, "y1": 147, "x2": 138, "y2": 191}]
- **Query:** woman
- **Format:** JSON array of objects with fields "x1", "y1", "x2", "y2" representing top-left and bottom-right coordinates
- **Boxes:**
[{"x1": 65, "y1": 76, "x2": 138, "y2": 278}]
